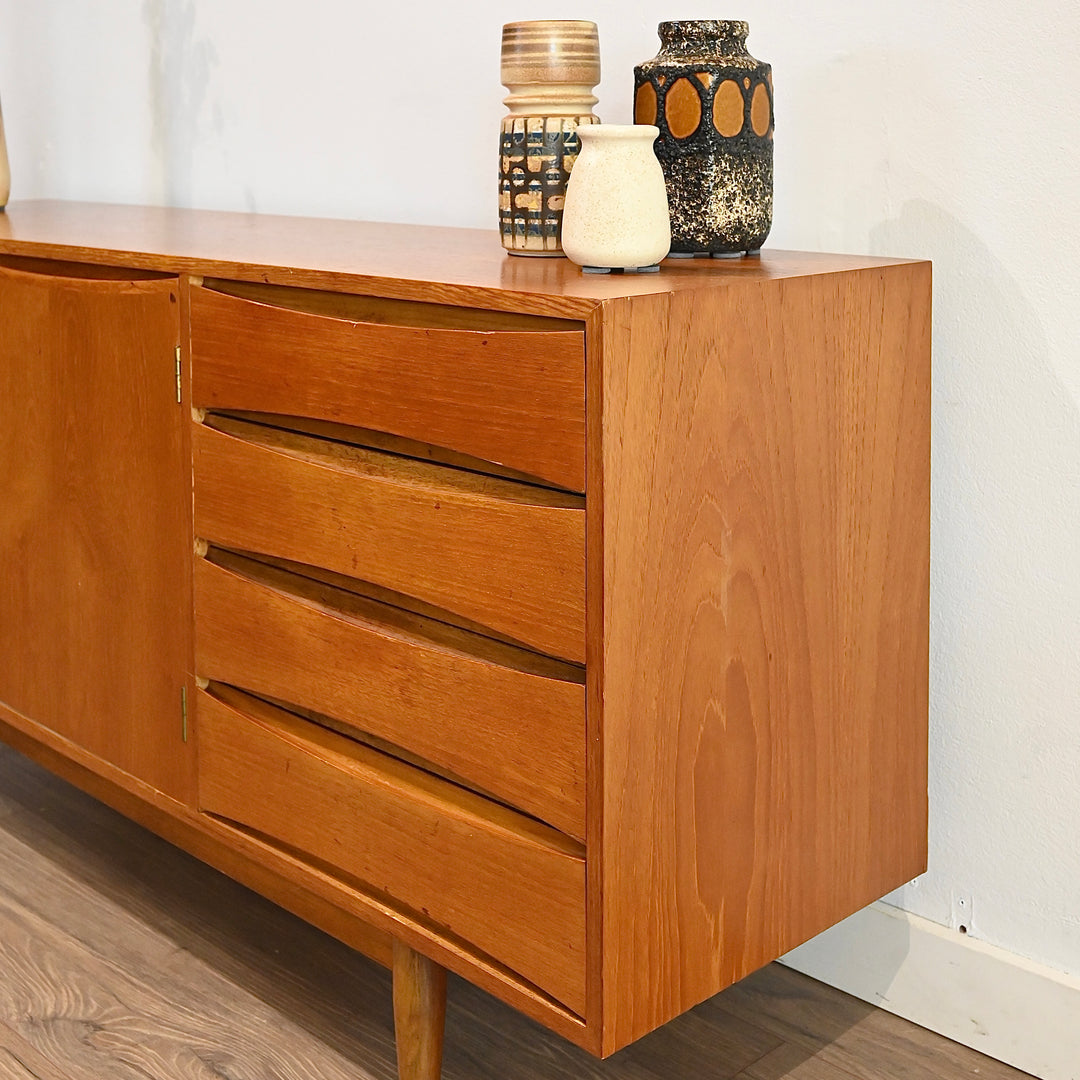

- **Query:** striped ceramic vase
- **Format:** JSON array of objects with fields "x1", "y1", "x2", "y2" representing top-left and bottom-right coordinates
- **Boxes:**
[{"x1": 499, "y1": 21, "x2": 600, "y2": 256}]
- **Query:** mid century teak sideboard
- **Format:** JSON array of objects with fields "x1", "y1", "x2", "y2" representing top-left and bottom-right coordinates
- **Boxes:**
[{"x1": 0, "y1": 200, "x2": 931, "y2": 1079}]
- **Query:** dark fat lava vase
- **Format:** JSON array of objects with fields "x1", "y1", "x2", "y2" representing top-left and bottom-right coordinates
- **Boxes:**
[{"x1": 634, "y1": 20, "x2": 773, "y2": 256}]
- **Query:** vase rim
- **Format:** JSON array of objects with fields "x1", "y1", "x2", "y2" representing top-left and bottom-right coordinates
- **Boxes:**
[
  {"x1": 659, "y1": 19, "x2": 749, "y2": 37},
  {"x1": 577, "y1": 124, "x2": 659, "y2": 140},
  {"x1": 502, "y1": 19, "x2": 598, "y2": 31}
]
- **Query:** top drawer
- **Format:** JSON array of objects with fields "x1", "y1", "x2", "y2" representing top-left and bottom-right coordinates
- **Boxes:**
[{"x1": 189, "y1": 282, "x2": 586, "y2": 492}]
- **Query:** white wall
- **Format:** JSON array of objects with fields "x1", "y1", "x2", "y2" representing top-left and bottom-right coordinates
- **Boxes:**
[{"x1": 3, "y1": 0, "x2": 1078, "y2": 1055}]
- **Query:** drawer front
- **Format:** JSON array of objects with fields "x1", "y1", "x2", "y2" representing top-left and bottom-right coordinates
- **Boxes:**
[
  {"x1": 189, "y1": 283, "x2": 586, "y2": 492},
  {"x1": 194, "y1": 553, "x2": 586, "y2": 839},
  {"x1": 198, "y1": 688, "x2": 587, "y2": 1015},
  {"x1": 193, "y1": 418, "x2": 586, "y2": 663}
]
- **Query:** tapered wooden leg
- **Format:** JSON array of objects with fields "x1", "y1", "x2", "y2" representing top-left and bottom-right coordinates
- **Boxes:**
[{"x1": 393, "y1": 939, "x2": 447, "y2": 1080}]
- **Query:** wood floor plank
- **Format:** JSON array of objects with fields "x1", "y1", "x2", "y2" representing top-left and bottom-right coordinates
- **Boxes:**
[
  {"x1": 443, "y1": 988, "x2": 781, "y2": 1080},
  {"x1": 0, "y1": 743, "x2": 1038, "y2": 1080},
  {"x1": 0, "y1": 1049, "x2": 50, "y2": 1080},
  {"x1": 0, "y1": 888, "x2": 380, "y2": 1080},
  {"x1": 0, "y1": 1051, "x2": 36, "y2": 1080},
  {"x1": 733, "y1": 1042, "x2": 864, "y2": 1080},
  {"x1": 0, "y1": 1021, "x2": 74, "y2": 1080},
  {"x1": 716, "y1": 965, "x2": 1034, "y2": 1080}
]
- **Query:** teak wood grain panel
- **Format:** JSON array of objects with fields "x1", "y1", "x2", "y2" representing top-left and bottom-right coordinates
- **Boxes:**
[
  {"x1": 197, "y1": 688, "x2": 587, "y2": 1015},
  {"x1": 0, "y1": 261, "x2": 194, "y2": 804},
  {"x1": 592, "y1": 266, "x2": 931, "y2": 1052},
  {"x1": 189, "y1": 283, "x2": 587, "y2": 491},
  {"x1": 192, "y1": 418, "x2": 586, "y2": 663},
  {"x1": 194, "y1": 553, "x2": 586, "y2": 839}
]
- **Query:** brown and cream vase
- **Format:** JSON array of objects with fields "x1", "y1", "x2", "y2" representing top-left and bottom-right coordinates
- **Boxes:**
[
  {"x1": 500, "y1": 20, "x2": 600, "y2": 256},
  {"x1": 635, "y1": 20, "x2": 773, "y2": 256}
]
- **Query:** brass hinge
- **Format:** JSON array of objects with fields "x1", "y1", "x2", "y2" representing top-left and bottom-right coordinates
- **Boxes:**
[
  {"x1": 181, "y1": 684, "x2": 188, "y2": 742},
  {"x1": 175, "y1": 346, "x2": 182, "y2": 403}
]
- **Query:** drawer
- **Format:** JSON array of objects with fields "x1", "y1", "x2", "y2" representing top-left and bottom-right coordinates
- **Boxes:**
[
  {"x1": 193, "y1": 416, "x2": 586, "y2": 663},
  {"x1": 194, "y1": 551, "x2": 586, "y2": 839},
  {"x1": 189, "y1": 282, "x2": 586, "y2": 492},
  {"x1": 197, "y1": 687, "x2": 587, "y2": 1015}
]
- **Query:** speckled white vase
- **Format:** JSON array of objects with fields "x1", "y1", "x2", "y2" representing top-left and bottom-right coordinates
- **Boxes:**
[{"x1": 561, "y1": 125, "x2": 670, "y2": 271}]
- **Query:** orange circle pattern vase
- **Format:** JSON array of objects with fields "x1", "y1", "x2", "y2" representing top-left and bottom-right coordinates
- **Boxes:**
[{"x1": 634, "y1": 21, "x2": 773, "y2": 256}]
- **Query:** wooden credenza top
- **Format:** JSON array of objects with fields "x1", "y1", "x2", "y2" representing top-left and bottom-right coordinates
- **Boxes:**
[{"x1": 0, "y1": 199, "x2": 924, "y2": 317}]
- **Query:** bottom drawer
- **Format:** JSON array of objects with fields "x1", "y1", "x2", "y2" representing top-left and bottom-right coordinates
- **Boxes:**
[{"x1": 197, "y1": 687, "x2": 586, "y2": 1014}]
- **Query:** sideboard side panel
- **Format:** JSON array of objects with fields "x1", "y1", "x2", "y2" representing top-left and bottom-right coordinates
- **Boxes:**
[{"x1": 597, "y1": 266, "x2": 932, "y2": 1052}]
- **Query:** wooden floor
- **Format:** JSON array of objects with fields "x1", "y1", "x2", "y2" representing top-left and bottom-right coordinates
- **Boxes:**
[{"x1": 0, "y1": 743, "x2": 1032, "y2": 1080}]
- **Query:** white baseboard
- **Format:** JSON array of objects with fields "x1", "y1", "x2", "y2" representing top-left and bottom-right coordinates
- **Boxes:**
[{"x1": 780, "y1": 902, "x2": 1080, "y2": 1080}]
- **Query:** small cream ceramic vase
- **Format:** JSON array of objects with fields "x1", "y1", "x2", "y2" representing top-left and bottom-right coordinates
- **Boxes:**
[
  {"x1": 0, "y1": 97, "x2": 10, "y2": 210},
  {"x1": 561, "y1": 125, "x2": 670, "y2": 272}
]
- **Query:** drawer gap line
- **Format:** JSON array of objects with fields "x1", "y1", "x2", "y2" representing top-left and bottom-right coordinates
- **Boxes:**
[
  {"x1": 210, "y1": 680, "x2": 581, "y2": 842},
  {"x1": 207, "y1": 409, "x2": 584, "y2": 496},
  {"x1": 201, "y1": 684, "x2": 586, "y2": 860},
  {"x1": 202, "y1": 545, "x2": 585, "y2": 682},
  {"x1": 200, "y1": 413, "x2": 585, "y2": 510}
]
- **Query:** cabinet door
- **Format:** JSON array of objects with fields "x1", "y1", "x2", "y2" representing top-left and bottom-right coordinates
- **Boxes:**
[{"x1": 0, "y1": 259, "x2": 193, "y2": 803}]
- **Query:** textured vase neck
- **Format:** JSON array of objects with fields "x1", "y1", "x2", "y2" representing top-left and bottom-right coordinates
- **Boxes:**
[{"x1": 658, "y1": 20, "x2": 749, "y2": 58}]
